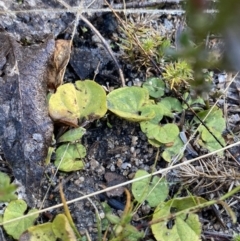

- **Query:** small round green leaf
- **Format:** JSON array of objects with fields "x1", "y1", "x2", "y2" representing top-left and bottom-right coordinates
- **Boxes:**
[
  {"x1": 157, "y1": 102, "x2": 173, "y2": 118},
  {"x1": 3, "y1": 200, "x2": 38, "y2": 240},
  {"x1": 195, "y1": 107, "x2": 225, "y2": 133},
  {"x1": 107, "y1": 87, "x2": 154, "y2": 122},
  {"x1": 154, "y1": 124, "x2": 179, "y2": 144},
  {"x1": 142, "y1": 77, "x2": 165, "y2": 98},
  {"x1": 58, "y1": 127, "x2": 86, "y2": 143},
  {"x1": 140, "y1": 104, "x2": 164, "y2": 139},
  {"x1": 160, "y1": 97, "x2": 183, "y2": 112},
  {"x1": 55, "y1": 143, "x2": 86, "y2": 172},
  {"x1": 140, "y1": 121, "x2": 158, "y2": 139},
  {"x1": 198, "y1": 127, "x2": 225, "y2": 155},
  {"x1": 195, "y1": 108, "x2": 226, "y2": 155},
  {"x1": 140, "y1": 104, "x2": 164, "y2": 124}
]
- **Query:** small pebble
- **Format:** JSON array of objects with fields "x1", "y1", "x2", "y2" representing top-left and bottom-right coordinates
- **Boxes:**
[
  {"x1": 90, "y1": 160, "x2": 99, "y2": 170},
  {"x1": 213, "y1": 223, "x2": 220, "y2": 231},
  {"x1": 121, "y1": 162, "x2": 131, "y2": 169},
  {"x1": 116, "y1": 159, "x2": 123, "y2": 167},
  {"x1": 141, "y1": 204, "x2": 151, "y2": 215},
  {"x1": 110, "y1": 164, "x2": 115, "y2": 172},
  {"x1": 99, "y1": 212, "x2": 105, "y2": 219},
  {"x1": 128, "y1": 173, "x2": 135, "y2": 179}
]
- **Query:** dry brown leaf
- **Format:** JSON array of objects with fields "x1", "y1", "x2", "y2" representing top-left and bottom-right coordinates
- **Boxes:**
[{"x1": 47, "y1": 39, "x2": 72, "y2": 90}]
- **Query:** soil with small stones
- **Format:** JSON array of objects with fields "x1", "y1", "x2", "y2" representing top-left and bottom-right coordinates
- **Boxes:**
[{"x1": 1, "y1": 1, "x2": 240, "y2": 241}]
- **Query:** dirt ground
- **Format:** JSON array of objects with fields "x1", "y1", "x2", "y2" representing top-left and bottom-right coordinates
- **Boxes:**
[{"x1": 1, "y1": 1, "x2": 240, "y2": 241}]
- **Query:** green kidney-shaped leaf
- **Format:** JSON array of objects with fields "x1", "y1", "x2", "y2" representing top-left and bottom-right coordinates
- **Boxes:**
[
  {"x1": 3, "y1": 200, "x2": 38, "y2": 240},
  {"x1": 142, "y1": 77, "x2": 165, "y2": 98},
  {"x1": 160, "y1": 97, "x2": 183, "y2": 112},
  {"x1": 140, "y1": 104, "x2": 164, "y2": 124},
  {"x1": 0, "y1": 172, "x2": 17, "y2": 202},
  {"x1": 195, "y1": 108, "x2": 226, "y2": 155},
  {"x1": 140, "y1": 104, "x2": 165, "y2": 139},
  {"x1": 140, "y1": 121, "x2": 159, "y2": 139},
  {"x1": 75, "y1": 80, "x2": 107, "y2": 120},
  {"x1": 195, "y1": 107, "x2": 225, "y2": 133},
  {"x1": 157, "y1": 102, "x2": 174, "y2": 118},
  {"x1": 132, "y1": 170, "x2": 168, "y2": 207},
  {"x1": 107, "y1": 87, "x2": 154, "y2": 122},
  {"x1": 141, "y1": 122, "x2": 179, "y2": 145},
  {"x1": 198, "y1": 127, "x2": 225, "y2": 156},
  {"x1": 55, "y1": 143, "x2": 86, "y2": 172},
  {"x1": 148, "y1": 138, "x2": 162, "y2": 147},
  {"x1": 49, "y1": 81, "x2": 107, "y2": 126},
  {"x1": 58, "y1": 127, "x2": 86, "y2": 143},
  {"x1": 154, "y1": 124, "x2": 179, "y2": 144}
]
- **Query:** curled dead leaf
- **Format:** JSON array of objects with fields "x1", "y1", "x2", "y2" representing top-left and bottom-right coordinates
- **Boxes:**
[{"x1": 47, "y1": 39, "x2": 71, "y2": 90}]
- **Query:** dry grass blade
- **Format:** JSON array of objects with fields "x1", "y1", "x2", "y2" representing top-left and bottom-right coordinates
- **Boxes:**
[{"x1": 177, "y1": 157, "x2": 240, "y2": 194}]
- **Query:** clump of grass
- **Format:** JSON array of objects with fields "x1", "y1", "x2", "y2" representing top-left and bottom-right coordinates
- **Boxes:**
[
  {"x1": 118, "y1": 21, "x2": 171, "y2": 69},
  {"x1": 162, "y1": 60, "x2": 193, "y2": 89}
]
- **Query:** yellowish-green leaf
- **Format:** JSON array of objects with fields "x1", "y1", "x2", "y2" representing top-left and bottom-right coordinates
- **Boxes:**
[
  {"x1": 0, "y1": 172, "x2": 17, "y2": 202},
  {"x1": 49, "y1": 83, "x2": 79, "y2": 126},
  {"x1": 45, "y1": 146, "x2": 55, "y2": 165},
  {"x1": 52, "y1": 214, "x2": 77, "y2": 241},
  {"x1": 19, "y1": 223, "x2": 55, "y2": 241},
  {"x1": 3, "y1": 200, "x2": 38, "y2": 240},
  {"x1": 49, "y1": 81, "x2": 107, "y2": 126},
  {"x1": 154, "y1": 123, "x2": 179, "y2": 144},
  {"x1": 132, "y1": 170, "x2": 168, "y2": 207},
  {"x1": 55, "y1": 143, "x2": 85, "y2": 172},
  {"x1": 75, "y1": 80, "x2": 107, "y2": 120},
  {"x1": 195, "y1": 107, "x2": 226, "y2": 155},
  {"x1": 107, "y1": 87, "x2": 154, "y2": 122},
  {"x1": 142, "y1": 77, "x2": 165, "y2": 98},
  {"x1": 199, "y1": 127, "x2": 225, "y2": 155},
  {"x1": 195, "y1": 107, "x2": 225, "y2": 133},
  {"x1": 19, "y1": 214, "x2": 77, "y2": 241},
  {"x1": 140, "y1": 103, "x2": 179, "y2": 145},
  {"x1": 140, "y1": 104, "x2": 164, "y2": 125},
  {"x1": 58, "y1": 127, "x2": 86, "y2": 143},
  {"x1": 151, "y1": 197, "x2": 205, "y2": 241},
  {"x1": 148, "y1": 138, "x2": 162, "y2": 147},
  {"x1": 160, "y1": 97, "x2": 183, "y2": 112},
  {"x1": 157, "y1": 102, "x2": 174, "y2": 118},
  {"x1": 106, "y1": 213, "x2": 121, "y2": 224},
  {"x1": 140, "y1": 104, "x2": 164, "y2": 140},
  {"x1": 167, "y1": 196, "x2": 207, "y2": 210}
]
